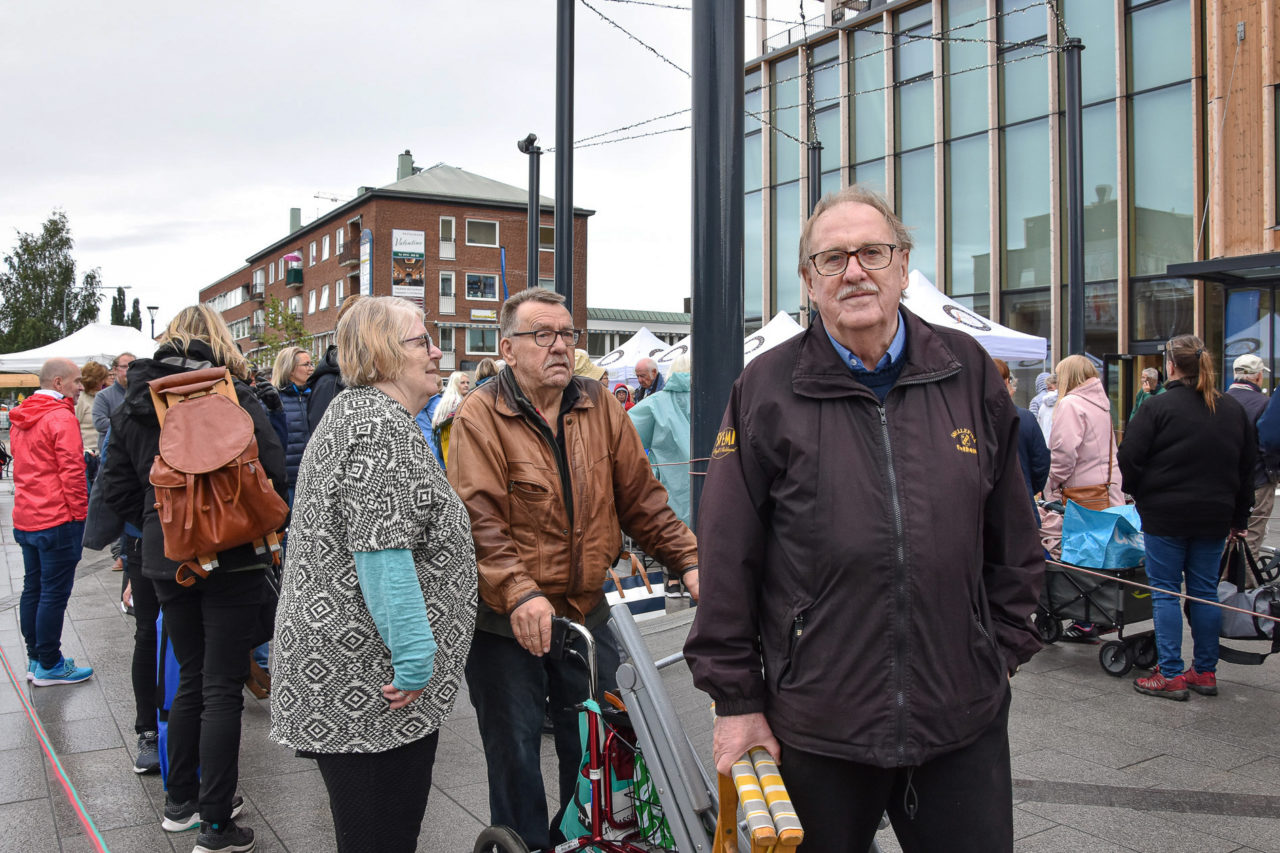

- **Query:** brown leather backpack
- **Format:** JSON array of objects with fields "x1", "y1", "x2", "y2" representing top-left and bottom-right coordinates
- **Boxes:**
[{"x1": 147, "y1": 367, "x2": 289, "y2": 587}]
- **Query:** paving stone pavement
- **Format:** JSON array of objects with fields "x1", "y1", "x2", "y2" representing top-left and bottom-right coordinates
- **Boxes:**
[{"x1": 2, "y1": 462, "x2": 1280, "y2": 852}]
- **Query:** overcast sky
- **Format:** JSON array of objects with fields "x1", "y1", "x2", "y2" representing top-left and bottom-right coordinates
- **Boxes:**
[{"x1": 2, "y1": 2, "x2": 817, "y2": 332}]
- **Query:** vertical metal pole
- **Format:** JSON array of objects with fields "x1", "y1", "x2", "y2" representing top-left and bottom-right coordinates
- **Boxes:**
[
  {"x1": 1064, "y1": 37, "x2": 1085, "y2": 355},
  {"x1": 807, "y1": 143, "x2": 823, "y2": 216},
  {"x1": 690, "y1": 0, "x2": 745, "y2": 529},
  {"x1": 555, "y1": 0, "x2": 575, "y2": 315},
  {"x1": 521, "y1": 137, "x2": 542, "y2": 292}
]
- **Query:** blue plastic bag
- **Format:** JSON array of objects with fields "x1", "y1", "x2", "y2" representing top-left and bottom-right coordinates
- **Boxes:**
[{"x1": 1061, "y1": 502, "x2": 1145, "y2": 568}]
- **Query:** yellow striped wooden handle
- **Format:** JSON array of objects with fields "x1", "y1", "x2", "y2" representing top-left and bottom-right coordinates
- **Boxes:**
[{"x1": 749, "y1": 747, "x2": 803, "y2": 847}]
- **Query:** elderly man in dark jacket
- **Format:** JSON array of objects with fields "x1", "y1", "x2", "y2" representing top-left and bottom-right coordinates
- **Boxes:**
[
  {"x1": 685, "y1": 186, "x2": 1044, "y2": 853},
  {"x1": 1225, "y1": 353, "x2": 1276, "y2": 569}
]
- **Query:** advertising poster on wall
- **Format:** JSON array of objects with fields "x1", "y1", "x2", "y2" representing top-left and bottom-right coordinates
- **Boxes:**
[
  {"x1": 359, "y1": 229, "x2": 372, "y2": 294},
  {"x1": 391, "y1": 229, "x2": 426, "y2": 308}
]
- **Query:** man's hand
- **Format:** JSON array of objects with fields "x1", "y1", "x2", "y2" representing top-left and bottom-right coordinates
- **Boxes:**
[
  {"x1": 682, "y1": 568, "x2": 700, "y2": 601},
  {"x1": 713, "y1": 712, "x2": 780, "y2": 776},
  {"x1": 510, "y1": 596, "x2": 555, "y2": 656}
]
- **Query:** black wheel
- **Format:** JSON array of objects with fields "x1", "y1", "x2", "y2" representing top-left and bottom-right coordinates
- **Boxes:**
[
  {"x1": 1132, "y1": 635, "x2": 1157, "y2": 670},
  {"x1": 474, "y1": 826, "x2": 530, "y2": 853},
  {"x1": 1099, "y1": 640, "x2": 1133, "y2": 677},
  {"x1": 1034, "y1": 608, "x2": 1062, "y2": 644}
]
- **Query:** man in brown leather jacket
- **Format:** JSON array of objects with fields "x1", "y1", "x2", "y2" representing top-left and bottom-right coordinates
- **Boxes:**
[{"x1": 449, "y1": 287, "x2": 698, "y2": 849}]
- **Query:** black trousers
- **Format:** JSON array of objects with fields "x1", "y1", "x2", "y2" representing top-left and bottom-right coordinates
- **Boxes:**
[
  {"x1": 125, "y1": 545, "x2": 161, "y2": 734},
  {"x1": 780, "y1": 689, "x2": 1013, "y2": 853},
  {"x1": 154, "y1": 570, "x2": 265, "y2": 824},
  {"x1": 313, "y1": 731, "x2": 440, "y2": 853}
]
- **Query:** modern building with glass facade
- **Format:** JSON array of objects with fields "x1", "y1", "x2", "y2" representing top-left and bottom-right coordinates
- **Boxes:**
[{"x1": 746, "y1": 0, "x2": 1279, "y2": 427}]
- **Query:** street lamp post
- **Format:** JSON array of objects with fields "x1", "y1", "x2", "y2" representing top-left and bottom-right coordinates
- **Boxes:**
[{"x1": 147, "y1": 306, "x2": 159, "y2": 339}]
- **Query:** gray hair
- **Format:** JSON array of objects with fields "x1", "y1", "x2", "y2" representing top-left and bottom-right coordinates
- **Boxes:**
[
  {"x1": 797, "y1": 185, "x2": 914, "y2": 277},
  {"x1": 499, "y1": 288, "x2": 567, "y2": 339}
]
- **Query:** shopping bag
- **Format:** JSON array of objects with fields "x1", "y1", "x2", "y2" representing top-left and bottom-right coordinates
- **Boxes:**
[
  {"x1": 1060, "y1": 502, "x2": 1145, "y2": 569},
  {"x1": 1218, "y1": 540, "x2": 1280, "y2": 641},
  {"x1": 603, "y1": 554, "x2": 665, "y2": 621},
  {"x1": 558, "y1": 699, "x2": 639, "y2": 842}
]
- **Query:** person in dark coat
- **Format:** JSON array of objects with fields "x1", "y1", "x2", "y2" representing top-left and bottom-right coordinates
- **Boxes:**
[
  {"x1": 306, "y1": 294, "x2": 363, "y2": 432},
  {"x1": 994, "y1": 358, "x2": 1049, "y2": 515},
  {"x1": 1225, "y1": 353, "x2": 1278, "y2": 568},
  {"x1": 272, "y1": 346, "x2": 314, "y2": 505},
  {"x1": 1119, "y1": 335, "x2": 1255, "y2": 701},
  {"x1": 99, "y1": 304, "x2": 288, "y2": 851}
]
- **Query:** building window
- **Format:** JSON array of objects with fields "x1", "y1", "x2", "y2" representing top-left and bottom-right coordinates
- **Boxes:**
[
  {"x1": 587, "y1": 331, "x2": 610, "y2": 358},
  {"x1": 279, "y1": 258, "x2": 286, "y2": 279},
  {"x1": 336, "y1": 228, "x2": 344, "y2": 255},
  {"x1": 308, "y1": 290, "x2": 317, "y2": 313},
  {"x1": 945, "y1": 0, "x2": 988, "y2": 139},
  {"x1": 1001, "y1": 118, "x2": 1051, "y2": 290},
  {"x1": 466, "y1": 273, "x2": 499, "y2": 300},
  {"x1": 441, "y1": 271, "x2": 455, "y2": 298},
  {"x1": 322, "y1": 235, "x2": 330, "y2": 261},
  {"x1": 288, "y1": 295, "x2": 302, "y2": 316},
  {"x1": 438, "y1": 328, "x2": 455, "y2": 353},
  {"x1": 539, "y1": 225, "x2": 554, "y2": 252},
  {"x1": 1082, "y1": 103, "x2": 1119, "y2": 282},
  {"x1": 1130, "y1": 277, "x2": 1193, "y2": 343},
  {"x1": 467, "y1": 327, "x2": 499, "y2": 354},
  {"x1": 537, "y1": 277, "x2": 555, "y2": 290},
  {"x1": 772, "y1": 180, "x2": 802, "y2": 316},
  {"x1": 466, "y1": 219, "x2": 499, "y2": 247},
  {"x1": 319, "y1": 284, "x2": 330, "y2": 311},
  {"x1": 745, "y1": 189, "x2": 763, "y2": 325},
  {"x1": 898, "y1": 146, "x2": 936, "y2": 284},
  {"x1": 946, "y1": 134, "x2": 989, "y2": 297},
  {"x1": 335, "y1": 279, "x2": 345, "y2": 302},
  {"x1": 253, "y1": 308, "x2": 265, "y2": 326},
  {"x1": 812, "y1": 38, "x2": 841, "y2": 196},
  {"x1": 1127, "y1": 0, "x2": 1192, "y2": 94},
  {"x1": 309, "y1": 241, "x2": 317, "y2": 266},
  {"x1": 268, "y1": 263, "x2": 275, "y2": 284},
  {"x1": 772, "y1": 52, "x2": 801, "y2": 184},
  {"x1": 1130, "y1": 83, "x2": 1194, "y2": 274},
  {"x1": 895, "y1": 3, "x2": 934, "y2": 152},
  {"x1": 850, "y1": 27, "x2": 887, "y2": 166},
  {"x1": 252, "y1": 268, "x2": 265, "y2": 286},
  {"x1": 998, "y1": 0, "x2": 1049, "y2": 125}
]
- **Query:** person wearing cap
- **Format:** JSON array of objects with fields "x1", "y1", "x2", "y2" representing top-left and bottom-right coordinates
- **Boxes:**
[{"x1": 1226, "y1": 353, "x2": 1277, "y2": 570}]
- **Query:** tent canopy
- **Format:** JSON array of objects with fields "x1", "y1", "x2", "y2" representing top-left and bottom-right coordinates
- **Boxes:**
[
  {"x1": 901, "y1": 271, "x2": 1047, "y2": 362},
  {"x1": 0, "y1": 323, "x2": 157, "y2": 374},
  {"x1": 594, "y1": 327, "x2": 670, "y2": 388}
]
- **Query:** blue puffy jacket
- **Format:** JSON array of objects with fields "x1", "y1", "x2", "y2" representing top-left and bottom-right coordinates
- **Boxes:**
[{"x1": 278, "y1": 384, "x2": 312, "y2": 488}]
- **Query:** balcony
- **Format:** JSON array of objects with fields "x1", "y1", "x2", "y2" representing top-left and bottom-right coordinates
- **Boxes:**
[
  {"x1": 286, "y1": 268, "x2": 304, "y2": 287},
  {"x1": 439, "y1": 294, "x2": 455, "y2": 315},
  {"x1": 290, "y1": 309, "x2": 304, "y2": 322},
  {"x1": 338, "y1": 240, "x2": 360, "y2": 267},
  {"x1": 250, "y1": 323, "x2": 265, "y2": 340},
  {"x1": 250, "y1": 282, "x2": 265, "y2": 301},
  {"x1": 440, "y1": 238, "x2": 456, "y2": 261},
  {"x1": 440, "y1": 351, "x2": 456, "y2": 371}
]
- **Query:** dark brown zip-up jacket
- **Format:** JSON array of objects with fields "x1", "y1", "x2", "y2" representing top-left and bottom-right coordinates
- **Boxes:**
[
  {"x1": 685, "y1": 309, "x2": 1043, "y2": 767},
  {"x1": 449, "y1": 369, "x2": 698, "y2": 634}
]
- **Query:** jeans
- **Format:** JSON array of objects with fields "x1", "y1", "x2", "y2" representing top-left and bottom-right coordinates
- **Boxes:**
[
  {"x1": 465, "y1": 626, "x2": 621, "y2": 850},
  {"x1": 154, "y1": 570, "x2": 266, "y2": 824},
  {"x1": 16, "y1": 520, "x2": 85, "y2": 668},
  {"x1": 1143, "y1": 533, "x2": 1224, "y2": 677}
]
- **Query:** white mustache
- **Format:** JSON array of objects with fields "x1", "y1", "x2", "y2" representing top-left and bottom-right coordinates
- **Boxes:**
[{"x1": 836, "y1": 283, "x2": 879, "y2": 299}]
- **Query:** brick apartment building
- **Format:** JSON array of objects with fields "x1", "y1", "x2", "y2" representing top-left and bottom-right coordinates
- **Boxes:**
[{"x1": 199, "y1": 150, "x2": 593, "y2": 376}]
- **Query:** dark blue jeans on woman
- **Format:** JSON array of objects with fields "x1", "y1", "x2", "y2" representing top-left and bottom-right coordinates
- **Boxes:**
[
  {"x1": 16, "y1": 520, "x2": 84, "y2": 668},
  {"x1": 1144, "y1": 533, "x2": 1224, "y2": 677},
  {"x1": 153, "y1": 569, "x2": 265, "y2": 825}
]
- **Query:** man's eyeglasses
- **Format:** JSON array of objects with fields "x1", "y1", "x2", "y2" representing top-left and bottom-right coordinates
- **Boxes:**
[
  {"x1": 509, "y1": 329, "x2": 583, "y2": 347},
  {"x1": 808, "y1": 243, "x2": 898, "y2": 276},
  {"x1": 402, "y1": 332, "x2": 435, "y2": 350}
]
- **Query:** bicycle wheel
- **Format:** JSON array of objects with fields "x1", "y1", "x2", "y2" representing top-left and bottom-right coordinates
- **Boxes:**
[{"x1": 474, "y1": 826, "x2": 530, "y2": 853}]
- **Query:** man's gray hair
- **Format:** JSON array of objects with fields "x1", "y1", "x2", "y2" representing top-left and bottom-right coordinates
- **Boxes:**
[
  {"x1": 797, "y1": 185, "x2": 914, "y2": 277},
  {"x1": 111, "y1": 352, "x2": 135, "y2": 368},
  {"x1": 499, "y1": 288, "x2": 566, "y2": 339}
]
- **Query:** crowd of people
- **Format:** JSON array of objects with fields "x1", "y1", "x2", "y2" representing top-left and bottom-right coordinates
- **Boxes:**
[{"x1": 6, "y1": 183, "x2": 1278, "y2": 853}]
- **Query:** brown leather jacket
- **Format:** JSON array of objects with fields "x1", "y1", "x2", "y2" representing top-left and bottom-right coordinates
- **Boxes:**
[{"x1": 449, "y1": 369, "x2": 698, "y2": 630}]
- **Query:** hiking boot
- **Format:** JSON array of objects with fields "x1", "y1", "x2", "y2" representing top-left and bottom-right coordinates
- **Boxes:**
[
  {"x1": 1061, "y1": 622, "x2": 1100, "y2": 643},
  {"x1": 32, "y1": 658, "x2": 93, "y2": 687},
  {"x1": 162, "y1": 796, "x2": 244, "y2": 832},
  {"x1": 194, "y1": 819, "x2": 254, "y2": 853},
  {"x1": 1134, "y1": 668, "x2": 1189, "y2": 701},
  {"x1": 1185, "y1": 669, "x2": 1218, "y2": 696},
  {"x1": 133, "y1": 731, "x2": 160, "y2": 774}
]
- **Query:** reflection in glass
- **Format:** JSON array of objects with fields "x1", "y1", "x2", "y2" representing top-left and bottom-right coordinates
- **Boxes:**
[
  {"x1": 851, "y1": 28, "x2": 887, "y2": 162},
  {"x1": 897, "y1": 79, "x2": 934, "y2": 151},
  {"x1": 1085, "y1": 282, "x2": 1118, "y2": 357},
  {"x1": 1128, "y1": 0, "x2": 1191, "y2": 93},
  {"x1": 745, "y1": 69, "x2": 762, "y2": 134},
  {"x1": 1001, "y1": 287, "x2": 1051, "y2": 342},
  {"x1": 898, "y1": 147, "x2": 936, "y2": 283},
  {"x1": 813, "y1": 57, "x2": 839, "y2": 108},
  {"x1": 1130, "y1": 278, "x2": 1193, "y2": 341},
  {"x1": 1002, "y1": 119, "x2": 1051, "y2": 290},
  {"x1": 745, "y1": 190, "x2": 763, "y2": 324},
  {"x1": 947, "y1": 134, "x2": 990, "y2": 297},
  {"x1": 1223, "y1": 289, "x2": 1273, "y2": 375},
  {"x1": 1082, "y1": 103, "x2": 1118, "y2": 281},
  {"x1": 821, "y1": 169, "x2": 842, "y2": 201},
  {"x1": 816, "y1": 108, "x2": 841, "y2": 173},
  {"x1": 745, "y1": 132, "x2": 762, "y2": 192},
  {"x1": 1063, "y1": 0, "x2": 1117, "y2": 103},
  {"x1": 853, "y1": 159, "x2": 886, "y2": 196},
  {"x1": 773, "y1": 181, "x2": 803, "y2": 316},
  {"x1": 946, "y1": 0, "x2": 988, "y2": 139},
  {"x1": 1000, "y1": 45, "x2": 1049, "y2": 125},
  {"x1": 895, "y1": 4, "x2": 933, "y2": 81},
  {"x1": 1131, "y1": 83, "x2": 1194, "y2": 274},
  {"x1": 1000, "y1": 0, "x2": 1047, "y2": 43},
  {"x1": 773, "y1": 54, "x2": 801, "y2": 183}
]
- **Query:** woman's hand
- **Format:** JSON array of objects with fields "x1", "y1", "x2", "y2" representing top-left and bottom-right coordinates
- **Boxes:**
[{"x1": 381, "y1": 683, "x2": 424, "y2": 710}]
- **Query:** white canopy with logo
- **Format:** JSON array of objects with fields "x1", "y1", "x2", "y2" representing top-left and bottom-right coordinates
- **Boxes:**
[
  {"x1": 594, "y1": 327, "x2": 670, "y2": 388},
  {"x1": 0, "y1": 323, "x2": 157, "y2": 374},
  {"x1": 901, "y1": 271, "x2": 1048, "y2": 362}
]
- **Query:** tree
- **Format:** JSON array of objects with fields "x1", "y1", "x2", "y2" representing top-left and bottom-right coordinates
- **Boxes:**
[
  {"x1": 0, "y1": 211, "x2": 101, "y2": 352},
  {"x1": 127, "y1": 298, "x2": 142, "y2": 330},
  {"x1": 253, "y1": 296, "x2": 313, "y2": 373},
  {"x1": 110, "y1": 287, "x2": 127, "y2": 325}
]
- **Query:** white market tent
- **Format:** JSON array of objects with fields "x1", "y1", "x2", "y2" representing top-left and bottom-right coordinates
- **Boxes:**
[
  {"x1": 595, "y1": 327, "x2": 670, "y2": 388},
  {"x1": 743, "y1": 311, "x2": 804, "y2": 365},
  {"x1": 0, "y1": 323, "x2": 157, "y2": 374},
  {"x1": 653, "y1": 335, "x2": 691, "y2": 374},
  {"x1": 902, "y1": 271, "x2": 1048, "y2": 362}
]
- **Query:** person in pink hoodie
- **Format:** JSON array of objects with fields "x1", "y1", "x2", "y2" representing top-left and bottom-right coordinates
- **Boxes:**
[
  {"x1": 1044, "y1": 354, "x2": 1124, "y2": 641},
  {"x1": 10, "y1": 358, "x2": 94, "y2": 686}
]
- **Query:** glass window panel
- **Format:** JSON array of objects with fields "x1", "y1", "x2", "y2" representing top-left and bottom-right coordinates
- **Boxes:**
[
  {"x1": 814, "y1": 61, "x2": 839, "y2": 108},
  {"x1": 465, "y1": 273, "x2": 498, "y2": 300},
  {"x1": 821, "y1": 169, "x2": 842, "y2": 200},
  {"x1": 945, "y1": 0, "x2": 988, "y2": 139},
  {"x1": 947, "y1": 134, "x2": 990, "y2": 296},
  {"x1": 1084, "y1": 282, "x2": 1119, "y2": 357},
  {"x1": 745, "y1": 132, "x2": 763, "y2": 192},
  {"x1": 897, "y1": 147, "x2": 936, "y2": 283},
  {"x1": 1002, "y1": 119, "x2": 1051, "y2": 289},
  {"x1": 773, "y1": 55, "x2": 802, "y2": 183},
  {"x1": 816, "y1": 108, "x2": 841, "y2": 173},
  {"x1": 1082, "y1": 103, "x2": 1119, "y2": 281},
  {"x1": 998, "y1": 0, "x2": 1047, "y2": 44},
  {"x1": 852, "y1": 158, "x2": 886, "y2": 196},
  {"x1": 1063, "y1": 0, "x2": 1117, "y2": 103},
  {"x1": 745, "y1": 69, "x2": 762, "y2": 133},
  {"x1": 1130, "y1": 83, "x2": 1194, "y2": 274},
  {"x1": 1001, "y1": 288, "x2": 1051, "y2": 356},
  {"x1": 851, "y1": 28, "x2": 887, "y2": 162},
  {"x1": 1128, "y1": 0, "x2": 1192, "y2": 92},
  {"x1": 951, "y1": 292, "x2": 992, "y2": 321},
  {"x1": 773, "y1": 181, "x2": 804, "y2": 316},
  {"x1": 1000, "y1": 45, "x2": 1049, "y2": 124},
  {"x1": 1224, "y1": 289, "x2": 1272, "y2": 375},
  {"x1": 744, "y1": 190, "x2": 764, "y2": 324},
  {"x1": 1130, "y1": 277, "x2": 1193, "y2": 341},
  {"x1": 897, "y1": 79, "x2": 934, "y2": 151},
  {"x1": 467, "y1": 327, "x2": 499, "y2": 354},
  {"x1": 896, "y1": 25, "x2": 932, "y2": 82},
  {"x1": 812, "y1": 38, "x2": 839, "y2": 65}
]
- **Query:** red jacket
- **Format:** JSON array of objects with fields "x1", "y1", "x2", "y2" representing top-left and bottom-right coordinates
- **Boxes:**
[{"x1": 10, "y1": 393, "x2": 87, "y2": 531}]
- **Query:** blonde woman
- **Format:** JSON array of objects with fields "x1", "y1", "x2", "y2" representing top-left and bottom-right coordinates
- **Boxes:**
[
  {"x1": 431, "y1": 372, "x2": 470, "y2": 469},
  {"x1": 271, "y1": 345, "x2": 315, "y2": 505}
]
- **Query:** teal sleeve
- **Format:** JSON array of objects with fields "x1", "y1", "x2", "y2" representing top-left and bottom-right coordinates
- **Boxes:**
[{"x1": 353, "y1": 549, "x2": 437, "y2": 691}]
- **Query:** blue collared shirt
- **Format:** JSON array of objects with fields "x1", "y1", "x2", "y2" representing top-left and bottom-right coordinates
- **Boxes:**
[{"x1": 825, "y1": 310, "x2": 907, "y2": 373}]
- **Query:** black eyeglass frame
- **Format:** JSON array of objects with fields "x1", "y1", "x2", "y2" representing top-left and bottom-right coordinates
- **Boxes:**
[
  {"x1": 402, "y1": 332, "x2": 436, "y2": 350},
  {"x1": 508, "y1": 329, "x2": 584, "y2": 348},
  {"x1": 807, "y1": 243, "x2": 899, "y2": 276}
]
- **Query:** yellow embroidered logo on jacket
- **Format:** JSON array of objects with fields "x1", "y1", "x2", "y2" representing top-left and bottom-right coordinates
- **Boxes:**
[
  {"x1": 712, "y1": 428, "x2": 737, "y2": 458},
  {"x1": 951, "y1": 427, "x2": 978, "y2": 455}
]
